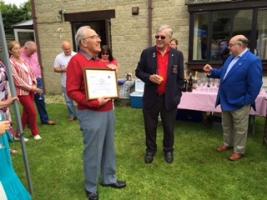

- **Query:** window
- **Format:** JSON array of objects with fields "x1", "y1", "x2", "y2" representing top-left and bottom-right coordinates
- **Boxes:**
[
  {"x1": 193, "y1": 13, "x2": 208, "y2": 60},
  {"x1": 257, "y1": 9, "x2": 267, "y2": 60},
  {"x1": 192, "y1": 10, "x2": 253, "y2": 62},
  {"x1": 14, "y1": 29, "x2": 35, "y2": 46},
  {"x1": 188, "y1": 1, "x2": 267, "y2": 71}
]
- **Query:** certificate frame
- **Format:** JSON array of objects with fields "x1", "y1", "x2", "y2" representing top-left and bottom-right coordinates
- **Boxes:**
[{"x1": 83, "y1": 68, "x2": 118, "y2": 100}]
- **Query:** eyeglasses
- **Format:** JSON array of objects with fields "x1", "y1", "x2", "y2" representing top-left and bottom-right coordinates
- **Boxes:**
[
  {"x1": 83, "y1": 35, "x2": 101, "y2": 40},
  {"x1": 155, "y1": 35, "x2": 166, "y2": 40},
  {"x1": 102, "y1": 52, "x2": 109, "y2": 55}
]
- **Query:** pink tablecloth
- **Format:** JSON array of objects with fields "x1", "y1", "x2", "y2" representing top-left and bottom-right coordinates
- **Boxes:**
[{"x1": 178, "y1": 89, "x2": 267, "y2": 117}]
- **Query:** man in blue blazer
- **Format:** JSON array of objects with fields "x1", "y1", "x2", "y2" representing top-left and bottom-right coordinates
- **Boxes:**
[
  {"x1": 203, "y1": 35, "x2": 262, "y2": 161},
  {"x1": 136, "y1": 25, "x2": 184, "y2": 164}
]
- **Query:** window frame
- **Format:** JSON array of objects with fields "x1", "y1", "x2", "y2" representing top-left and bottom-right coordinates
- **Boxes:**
[{"x1": 187, "y1": 1, "x2": 267, "y2": 72}]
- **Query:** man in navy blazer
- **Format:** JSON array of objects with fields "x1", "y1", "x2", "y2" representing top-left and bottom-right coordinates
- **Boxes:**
[
  {"x1": 136, "y1": 25, "x2": 184, "y2": 164},
  {"x1": 203, "y1": 35, "x2": 262, "y2": 161}
]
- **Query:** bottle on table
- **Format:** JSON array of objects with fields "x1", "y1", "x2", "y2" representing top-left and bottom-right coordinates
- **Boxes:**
[{"x1": 187, "y1": 72, "x2": 193, "y2": 92}]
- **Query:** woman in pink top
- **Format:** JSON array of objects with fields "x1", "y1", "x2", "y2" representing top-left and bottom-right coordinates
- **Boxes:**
[
  {"x1": 8, "y1": 41, "x2": 42, "y2": 140},
  {"x1": 100, "y1": 45, "x2": 120, "y2": 70}
]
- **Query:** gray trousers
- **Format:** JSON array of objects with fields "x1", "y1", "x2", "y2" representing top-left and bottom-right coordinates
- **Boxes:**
[
  {"x1": 77, "y1": 109, "x2": 117, "y2": 193},
  {"x1": 221, "y1": 105, "x2": 250, "y2": 154}
]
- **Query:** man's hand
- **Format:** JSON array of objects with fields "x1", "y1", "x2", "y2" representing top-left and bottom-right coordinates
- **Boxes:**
[
  {"x1": 97, "y1": 97, "x2": 111, "y2": 106},
  {"x1": 31, "y1": 85, "x2": 43, "y2": 95},
  {"x1": 0, "y1": 120, "x2": 11, "y2": 135},
  {"x1": 149, "y1": 74, "x2": 163, "y2": 85},
  {"x1": 203, "y1": 64, "x2": 213, "y2": 75},
  {"x1": 36, "y1": 88, "x2": 43, "y2": 95}
]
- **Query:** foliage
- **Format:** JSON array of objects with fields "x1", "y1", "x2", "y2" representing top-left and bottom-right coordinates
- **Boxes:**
[
  {"x1": 12, "y1": 103, "x2": 267, "y2": 200},
  {"x1": 0, "y1": 0, "x2": 31, "y2": 34}
]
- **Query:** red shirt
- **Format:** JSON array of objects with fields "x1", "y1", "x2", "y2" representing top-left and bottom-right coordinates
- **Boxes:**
[
  {"x1": 66, "y1": 52, "x2": 113, "y2": 112},
  {"x1": 157, "y1": 47, "x2": 170, "y2": 95}
]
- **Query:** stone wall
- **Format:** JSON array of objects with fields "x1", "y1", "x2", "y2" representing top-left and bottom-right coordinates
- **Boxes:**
[{"x1": 34, "y1": 0, "x2": 189, "y2": 94}]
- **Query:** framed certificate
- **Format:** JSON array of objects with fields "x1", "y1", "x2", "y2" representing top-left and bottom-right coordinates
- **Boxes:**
[{"x1": 84, "y1": 68, "x2": 118, "y2": 100}]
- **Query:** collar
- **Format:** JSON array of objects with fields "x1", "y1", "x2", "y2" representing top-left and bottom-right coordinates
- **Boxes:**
[
  {"x1": 156, "y1": 46, "x2": 171, "y2": 55},
  {"x1": 237, "y1": 48, "x2": 248, "y2": 58},
  {"x1": 79, "y1": 49, "x2": 99, "y2": 60}
]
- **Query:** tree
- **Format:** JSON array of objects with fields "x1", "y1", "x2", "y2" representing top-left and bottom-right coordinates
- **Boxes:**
[{"x1": 0, "y1": 0, "x2": 31, "y2": 35}]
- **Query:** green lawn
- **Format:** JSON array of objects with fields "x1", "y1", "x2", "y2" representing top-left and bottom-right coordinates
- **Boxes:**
[{"x1": 12, "y1": 103, "x2": 267, "y2": 200}]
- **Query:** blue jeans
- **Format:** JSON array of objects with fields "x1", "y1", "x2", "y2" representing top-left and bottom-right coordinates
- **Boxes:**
[
  {"x1": 34, "y1": 78, "x2": 50, "y2": 124},
  {"x1": 62, "y1": 87, "x2": 77, "y2": 118}
]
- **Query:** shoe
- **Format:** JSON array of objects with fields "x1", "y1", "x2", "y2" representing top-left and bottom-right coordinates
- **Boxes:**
[
  {"x1": 144, "y1": 151, "x2": 155, "y2": 164},
  {"x1": 101, "y1": 180, "x2": 126, "y2": 189},
  {"x1": 42, "y1": 120, "x2": 56, "y2": 125},
  {"x1": 164, "y1": 152, "x2": 173, "y2": 163},
  {"x1": 216, "y1": 145, "x2": 231, "y2": 152},
  {"x1": 86, "y1": 191, "x2": 98, "y2": 200},
  {"x1": 229, "y1": 152, "x2": 243, "y2": 161},
  {"x1": 10, "y1": 149, "x2": 18, "y2": 155},
  {"x1": 33, "y1": 135, "x2": 42, "y2": 140},
  {"x1": 14, "y1": 136, "x2": 29, "y2": 142},
  {"x1": 68, "y1": 117, "x2": 77, "y2": 121}
]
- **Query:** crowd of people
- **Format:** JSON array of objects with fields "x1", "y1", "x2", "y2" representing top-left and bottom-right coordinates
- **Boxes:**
[{"x1": 0, "y1": 23, "x2": 263, "y2": 200}]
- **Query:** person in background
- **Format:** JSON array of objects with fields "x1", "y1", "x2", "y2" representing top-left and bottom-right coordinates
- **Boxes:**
[
  {"x1": 100, "y1": 45, "x2": 120, "y2": 71},
  {"x1": 170, "y1": 38, "x2": 178, "y2": 50},
  {"x1": 53, "y1": 41, "x2": 77, "y2": 121},
  {"x1": 0, "y1": 51, "x2": 19, "y2": 147},
  {"x1": 203, "y1": 35, "x2": 262, "y2": 161},
  {"x1": 21, "y1": 41, "x2": 56, "y2": 125},
  {"x1": 67, "y1": 26, "x2": 126, "y2": 200},
  {"x1": 218, "y1": 40, "x2": 230, "y2": 63},
  {"x1": 135, "y1": 25, "x2": 184, "y2": 164},
  {"x1": 0, "y1": 58, "x2": 31, "y2": 198},
  {"x1": 9, "y1": 41, "x2": 42, "y2": 140}
]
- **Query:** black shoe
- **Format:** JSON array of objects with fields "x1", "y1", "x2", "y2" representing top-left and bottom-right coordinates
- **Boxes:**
[
  {"x1": 164, "y1": 152, "x2": 173, "y2": 163},
  {"x1": 144, "y1": 151, "x2": 155, "y2": 164},
  {"x1": 101, "y1": 180, "x2": 126, "y2": 189},
  {"x1": 86, "y1": 191, "x2": 98, "y2": 200}
]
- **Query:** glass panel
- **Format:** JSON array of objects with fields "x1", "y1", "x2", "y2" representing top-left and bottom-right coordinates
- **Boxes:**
[
  {"x1": 232, "y1": 10, "x2": 252, "y2": 40},
  {"x1": 210, "y1": 10, "x2": 252, "y2": 61},
  {"x1": 257, "y1": 9, "x2": 267, "y2": 60},
  {"x1": 210, "y1": 11, "x2": 233, "y2": 61},
  {"x1": 193, "y1": 13, "x2": 208, "y2": 60},
  {"x1": 17, "y1": 32, "x2": 35, "y2": 46}
]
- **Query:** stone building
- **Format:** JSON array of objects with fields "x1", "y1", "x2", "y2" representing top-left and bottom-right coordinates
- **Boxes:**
[{"x1": 32, "y1": 0, "x2": 267, "y2": 93}]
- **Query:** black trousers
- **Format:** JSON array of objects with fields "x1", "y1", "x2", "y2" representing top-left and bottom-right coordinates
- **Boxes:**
[{"x1": 143, "y1": 95, "x2": 177, "y2": 154}]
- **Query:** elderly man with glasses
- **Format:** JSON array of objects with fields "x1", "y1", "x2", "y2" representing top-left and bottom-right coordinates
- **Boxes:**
[
  {"x1": 203, "y1": 35, "x2": 262, "y2": 161},
  {"x1": 66, "y1": 26, "x2": 126, "y2": 200},
  {"x1": 135, "y1": 25, "x2": 184, "y2": 164}
]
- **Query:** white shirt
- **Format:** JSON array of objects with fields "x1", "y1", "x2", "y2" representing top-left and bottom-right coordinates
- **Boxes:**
[
  {"x1": 53, "y1": 51, "x2": 76, "y2": 87},
  {"x1": 223, "y1": 48, "x2": 248, "y2": 79}
]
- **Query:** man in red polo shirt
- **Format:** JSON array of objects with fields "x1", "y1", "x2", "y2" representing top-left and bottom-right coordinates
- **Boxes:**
[
  {"x1": 66, "y1": 26, "x2": 126, "y2": 200},
  {"x1": 136, "y1": 25, "x2": 184, "y2": 164}
]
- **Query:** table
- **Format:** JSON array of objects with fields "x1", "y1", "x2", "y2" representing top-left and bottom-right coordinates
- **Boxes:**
[
  {"x1": 177, "y1": 89, "x2": 267, "y2": 134},
  {"x1": 263, "y1": 98, "x2": 267, "y2": 145},
  {"x1": 178, "y1": 89, "x2": 267, "y2": 117}
]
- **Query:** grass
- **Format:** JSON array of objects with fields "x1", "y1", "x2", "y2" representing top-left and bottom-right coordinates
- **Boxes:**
[{"x1": 11, "y1": 101, "x2": 267, "y2": 200}]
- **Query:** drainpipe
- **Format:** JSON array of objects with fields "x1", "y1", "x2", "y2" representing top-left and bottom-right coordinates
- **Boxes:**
[
  {"x1": 148, "y1": 0, "x2": 153, "y2": 47},
  {"x1": 31, "y1": 0, "x2": 45, "y2": 92}
]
